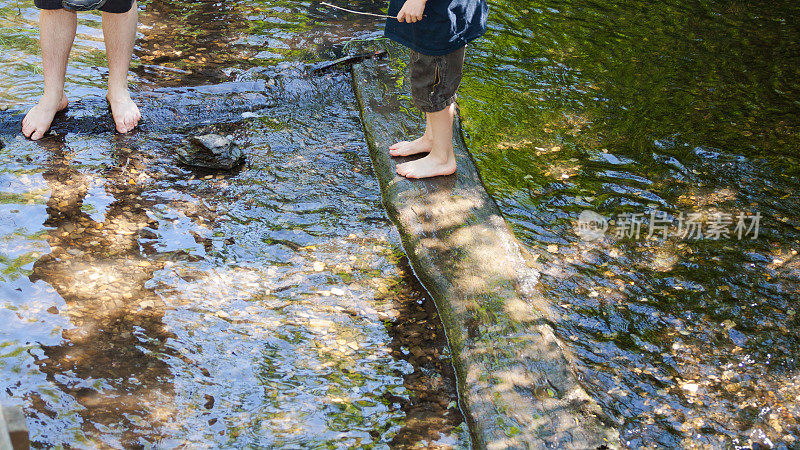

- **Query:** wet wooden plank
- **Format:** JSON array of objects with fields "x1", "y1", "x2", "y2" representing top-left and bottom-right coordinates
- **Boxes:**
[
  {"x1": 0, "y1": 405, "x2": 28, "y2": 450},
  {"x1": 0, "y1": 408, "x2": 11, "y2": 450},
  {"x1": 351, "y1": 51, "x2": 620, "y2": 449}
]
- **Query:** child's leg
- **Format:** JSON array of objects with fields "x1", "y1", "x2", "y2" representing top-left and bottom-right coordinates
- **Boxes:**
[
  {"x1": 393, "y1": 47, "x2": 465, "y2": 179},
  {"x1": 396, "y1": 103, "x2": 456, "y2": 178},
  {"x1": 389, "y1": 113, "x2": 432, "y2": 156},
  {"x1": 22, "y1": 8, "x2": 77, "y2": 140}
]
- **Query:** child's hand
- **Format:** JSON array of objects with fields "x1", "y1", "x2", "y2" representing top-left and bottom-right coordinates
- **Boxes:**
[{"x1": 397, "y1": 0, "x2": 426, "y2": 23}]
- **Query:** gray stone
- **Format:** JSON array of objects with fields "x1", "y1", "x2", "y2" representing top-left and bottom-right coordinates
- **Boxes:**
[{"x1": 176, "y1": 134, "x2": 244, "y2": 170}]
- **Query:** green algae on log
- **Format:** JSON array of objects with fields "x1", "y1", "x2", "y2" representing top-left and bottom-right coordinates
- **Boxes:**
[{"x1": 351, "y1": 56, "x2": 620, "y2": 449}]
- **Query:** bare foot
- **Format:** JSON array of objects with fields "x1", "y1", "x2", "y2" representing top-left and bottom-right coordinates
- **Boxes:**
[
  {"x1": 396, "y1": 152, "x2": 457, "y2": 179},
  {"x1": 21, "y1": 93, "x2": 69, "y2": 140},
  {"x1": 389, "y1": 134, "x2": 433, "y2": 157},
  {"x1": 106, "y1": 90, "x2": 141, "y2": 134}
]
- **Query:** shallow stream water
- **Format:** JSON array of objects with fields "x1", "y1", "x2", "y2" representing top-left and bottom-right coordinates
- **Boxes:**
[
  {"x1": 459, "y1": 0, "x2": 800, "y2": 447},
  {"x1": 2, "y1": 0, "x2": 800, "y2": 447},
  {"x1": 1, "y1": 0, "x2": 466, "y2": 447}
]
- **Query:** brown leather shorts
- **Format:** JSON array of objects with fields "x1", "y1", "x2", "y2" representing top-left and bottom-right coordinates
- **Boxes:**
[{"x1": 409, "y1": 46, "x2": 465, "y2": 113}]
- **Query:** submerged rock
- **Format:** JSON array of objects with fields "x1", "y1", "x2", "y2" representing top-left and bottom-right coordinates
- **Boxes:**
[{"x1": 177, "y1": 134, "x2": 244, "y2": 170}]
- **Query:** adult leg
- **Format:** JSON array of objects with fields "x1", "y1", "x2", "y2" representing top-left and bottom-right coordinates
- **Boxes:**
[
  {"x1": 102, "y1": 0, "x2": 140, "y2": 133},
  {"x1": 22, "y1": 9, "x2": 77, "y2": 140}
]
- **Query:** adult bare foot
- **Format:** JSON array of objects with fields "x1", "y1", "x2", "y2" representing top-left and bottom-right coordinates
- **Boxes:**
[
  {"x1": 106, "y1": 90, "x2": 141, "y2": 134},
  {"x1": 389, "y1": 134, "x2": 433, "y2": 157},
  {"x1": 396, "y1": 152, "x2": 456, "y2": 179},
  {"x1": 21, "y1": 93, "x2": 68, "y2": 140}
]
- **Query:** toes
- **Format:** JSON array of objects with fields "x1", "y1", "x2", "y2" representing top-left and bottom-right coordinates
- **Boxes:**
[
  {"x1": 130, "y1": 112, "x2": 141, "y2": 129},
  {"x1": 115, "y1": 120, "x2": 128, "y2": 134},
  {"x1": 116, "y1": 113, "x2": 135, "y2": 133},
  {"x1": 125, "y1": 115, "x2": 135, "y2": 131},
  {"x1": 390, "y1": 146, "x2": 409, "y2": 157},
  {"x1": 110, "y1": 100, "x2": 141, "y2": 133},
  {"x1": 22, "y1": 120, "x2": 36, "y2": 139},
  {"x1": 396, "y1": 162, "x2": 412, "y2": 177},
  {"x1": 31, "y1": 128, "x2": 45, "y2": 141}
]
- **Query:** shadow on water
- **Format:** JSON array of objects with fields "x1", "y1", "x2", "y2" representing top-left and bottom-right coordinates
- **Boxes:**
[
  {"x1": 385, "y1": 256, "x2": 465, "y2": 448},
  {"x1": 458, "y1": 0, "x2": 800, "y2": 446},
  {"x1": 28, "y1": 135, "x2": 176, "y2": 446}
]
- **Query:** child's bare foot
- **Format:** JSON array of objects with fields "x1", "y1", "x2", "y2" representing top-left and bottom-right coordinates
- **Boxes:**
[
  {"x1": 396, "y1": 152, "x2": 456, "y2": 179},
  {"x1": 21, "y1": 92, "x2": 69, "y2": 140},
  {"x1": 106, "y1": 89, "x2": 141, "y2": 134},
  {"x1": 389, "y1": 135, "x2": 433, "y2": 157}
]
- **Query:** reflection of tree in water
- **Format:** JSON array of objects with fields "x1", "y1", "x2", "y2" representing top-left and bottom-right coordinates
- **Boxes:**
[
  {"x1": 457, "y1": 0, "x2": 800, "y2": 445},
  {"x1": 133, "y1": 0, "x2": 387, "y2": 87},
  {"x1": 29, "y1": 137, "x2": 175, "y2": 446},
  {"x1": 134, "y1": 0, "x2": 250, "y2": 86}
]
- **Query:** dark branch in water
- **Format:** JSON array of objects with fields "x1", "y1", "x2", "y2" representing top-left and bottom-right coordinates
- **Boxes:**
[{"x1": 308, "y1": 50, "x2": 388, "y2": 76}]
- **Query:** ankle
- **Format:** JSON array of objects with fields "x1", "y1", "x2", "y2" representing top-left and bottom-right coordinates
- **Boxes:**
[
  {"x1": 429, "y1": 145, "x2": 455, "y2": 163},
  {"x1": 106, "y1": 87, "x2": 131, "y2": 101},
  {"x1": 41, "y1": 90, "x2": 65, "y2": 103}
]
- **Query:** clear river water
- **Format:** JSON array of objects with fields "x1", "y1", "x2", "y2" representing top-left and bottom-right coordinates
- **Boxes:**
[{"x1": 1, "y1": 0, "x2": 799, "y2": 447}]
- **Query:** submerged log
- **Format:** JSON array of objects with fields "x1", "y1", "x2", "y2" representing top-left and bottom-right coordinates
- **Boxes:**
[
  {"x1": 351, "y1": 53, "x2": 620, "y2": 449},
  {"x1": 0, "y1": 404, "x2": 28, "y2": 450},
  {"x1": 0, "y1": 80, "x2": 283, "y2": 137}
]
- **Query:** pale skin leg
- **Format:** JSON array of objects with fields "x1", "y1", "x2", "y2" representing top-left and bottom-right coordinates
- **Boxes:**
[
  {"x1": 102, "y1": 1, "x2": 141, "y2": 133},
  {"x1": 22, "y1": 9, "x2": 77, "y2": 140},
  {"x1": 389, "y1": 113, "x2": 432, "y2": 156},
  {"x1": 395, "y1": 103, "x2": 457, "y2": 179},
  {"x1": 22, "y1": 3, "x2": 140, "y2": 139}
]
